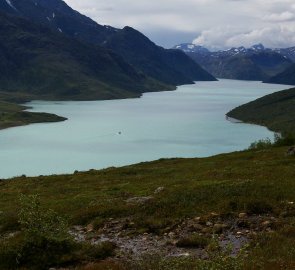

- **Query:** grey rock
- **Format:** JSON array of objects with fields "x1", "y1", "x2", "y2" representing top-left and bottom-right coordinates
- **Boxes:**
[
  {"x1": 154, "y1": 187, "x2": 165, "y2": 194},
  {"x1": 126, "y1": 196, "x2": 154, "y2": 204},
  {"x1": 287, "y1": 146, "x2": 295, "y2": 156}
]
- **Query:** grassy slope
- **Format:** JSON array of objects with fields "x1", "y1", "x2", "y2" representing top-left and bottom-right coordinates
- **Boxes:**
[
  {"x1": 2, "y1": 147, "x2": 293, "y2": 226},
  {"x1": 227, "y1": 87, "x2": 295, "y2": 134},
  {"x1": 2, "y1": 147, "x2": 295, "y2": 268},
  {"x1": 0, "y1": 101, "x2": 66, "y2": 129}
]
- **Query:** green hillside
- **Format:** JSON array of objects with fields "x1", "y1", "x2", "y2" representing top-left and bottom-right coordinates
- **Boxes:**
[
  {"x1": 0, "y1": 101, "x2": 66, "y2": 129},
  {"x1": 227, "y1": 87, "x2": 295, "y2": 135},
  {"x1": 1, "y1": 147, "x2": 295, "y2": 269}
]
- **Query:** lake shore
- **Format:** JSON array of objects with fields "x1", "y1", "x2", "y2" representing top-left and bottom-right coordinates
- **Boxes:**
[
  {"x1": 0, "y1": 101, "x2": 67, "y2": 130},
  {"x1": 1, "y1": 146, "x2": 295, "y2": 269},
  {"x1": 0, "y1": 80, "x2": 286, "y2": 179}
]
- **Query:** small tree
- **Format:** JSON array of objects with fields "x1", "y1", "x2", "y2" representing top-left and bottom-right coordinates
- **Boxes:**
[
  {"x1": 16, "y1": 194, "x2": 73, "y2": 269},
  {"x1": 18, "y1": 194, "x2": 69, "y2": 241}
]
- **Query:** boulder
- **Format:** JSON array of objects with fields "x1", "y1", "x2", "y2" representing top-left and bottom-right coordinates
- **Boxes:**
[
  {"x1": 154, "y1": 187, "x2": 165, "y2": 194},
  {"x1": 286, "y1": 146, "x2": 295, "y2": 156},
  {"x1": 261, "y1": 220, "x2": 271, "y2": 228},
  {"x1": 126, "y1": 196, "x2": 154, "y2": 204},
  {"x1": 238, "y1": 213, "x2": 247, "y2": 219},
  {"x1": 86, "y1": 224, "x2": 94, "y2": 232}
]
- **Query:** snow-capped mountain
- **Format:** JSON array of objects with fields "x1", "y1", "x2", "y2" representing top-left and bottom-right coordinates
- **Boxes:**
[
  {"x1": 174, "y1": 43, "x2": 210, "y2": 54},
  {"x1": 273, "y1": 47, "x2": 295, "y2": 62},
  {"x1": 173, "y1": 43, "x2": 294, "y2": 81},
  {"x1": 173, "y1": 43, "x2": 295, "y2": 61}
]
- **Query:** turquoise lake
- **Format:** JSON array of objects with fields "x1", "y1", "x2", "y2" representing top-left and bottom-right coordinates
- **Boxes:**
[{"x1": 0, "y1": 79, "x2": 292, "y2": 179}]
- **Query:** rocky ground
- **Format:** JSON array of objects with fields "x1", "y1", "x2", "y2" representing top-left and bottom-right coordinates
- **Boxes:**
[{"x1": 70, "y1": 210, "x2": 279, "y2": 259}]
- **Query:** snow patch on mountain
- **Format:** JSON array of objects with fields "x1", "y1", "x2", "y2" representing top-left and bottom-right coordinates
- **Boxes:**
[{"x1": 5, "y1": 0, "x2": 17, "y2": 11}]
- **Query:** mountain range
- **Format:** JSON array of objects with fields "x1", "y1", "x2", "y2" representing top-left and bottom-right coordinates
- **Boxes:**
[
  {"x1": 0, "y1": 0, "x2": 215, "y2": 102},
  {"x1": 174, "y1": 43, "x2": 295, "y2": 84}
]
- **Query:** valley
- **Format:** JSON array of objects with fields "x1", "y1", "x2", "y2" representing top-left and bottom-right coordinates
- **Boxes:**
[
  {"x1": 0, "y1": 0, "x2": 295, "y2": 269},
  {"x1": 0, "y1": 80, "x2": 283, "y2": 179}
]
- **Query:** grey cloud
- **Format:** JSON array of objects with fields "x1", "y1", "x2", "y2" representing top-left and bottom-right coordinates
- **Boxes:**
[
  {"x1": 263, "y1": 11, "x2": 295, "y2": 22},
  {"x1": 64, "y1": 0, "x2": 295, "y2": 49}
]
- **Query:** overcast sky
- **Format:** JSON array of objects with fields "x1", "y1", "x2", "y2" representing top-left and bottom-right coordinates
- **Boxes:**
[{"x1": 64, "y1": 0, "x2": 295, "y2": 50}]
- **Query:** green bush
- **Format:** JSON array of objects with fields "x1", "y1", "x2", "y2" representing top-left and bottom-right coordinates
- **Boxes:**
[
  {"x1": 81, "y1": 241, "x2": 117, "y2": 260},
  {"x1": 0, "y1": 194, "x2": 116, "y2": 269},
  {"x1": 248, "y1": 138, "x2": 272, "y2": 150},
  {"x1": 273, "y1": 133, "x2": 295, "y2": 147},
  {"x1": 249, "y1": 133, "x2": 295, "y2": 151},
  {"x1": 18, "y1": 194, "x2": 69, "y2": 241},
  {"x1": 0, "y1": 194, "x2": 75, "y2": 269}
]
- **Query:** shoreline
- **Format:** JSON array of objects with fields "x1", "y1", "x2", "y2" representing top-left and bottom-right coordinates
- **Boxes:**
[{"x1": 0, "y1": 79, "x2": 284, "y2": 179}]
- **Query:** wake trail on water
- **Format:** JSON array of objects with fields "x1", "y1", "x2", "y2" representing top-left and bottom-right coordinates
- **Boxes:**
[{"x1": 85, "y1": 131, "x2": 123, "y2": 140}]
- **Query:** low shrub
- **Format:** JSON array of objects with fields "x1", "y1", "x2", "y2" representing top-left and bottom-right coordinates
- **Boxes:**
[
  {"x1": 246, "y1": 200, "x2": 273, "y2": 215},
  {"x1": 248, "y1": 138, "x2": 272, "y2": 150},
  {"x1": 80, "y1": 241, "x2": 117, "y2": 260},
  {"x1": 273, "y1": 133, "x2": 295, "y2": 147},
  {"x1": 0, "y1": 194, "x2": 116, "y2": 270},
  {"x1": 176, "y1": 234, "x2": 210, "y2": 248},
  {"x1": 248, "y1": 133, "x2": 295, "y2": 151}
]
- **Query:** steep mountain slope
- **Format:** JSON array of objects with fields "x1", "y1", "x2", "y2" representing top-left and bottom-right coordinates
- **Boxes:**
[
  {"x1": 0, "y1": 12, "x2": 169, "y2": 101},
  {"x1": 175, "y1": 43, "x2": 293, "y2": 81},
  {"x1": 265, "y1": 64, "x2": 295, "y2": 85},
  {"x1": 0, "y1": 0, "x2": 216, "y2": 85},
  {"x1": 188, "y1": 52, "x2": 268, "y2": 81},
  {"x1": 227, "y1": 87, "x2": 295, "y2": 134},
  {"x1": 104, "y1": 27, "x2": 216, "y2": 85},
  {"x1": 274, "y1": 47, "x2": 295, "y2": 62},
  {"x1": 0, "y1": 0, "x2": 117, "y2": 44}
]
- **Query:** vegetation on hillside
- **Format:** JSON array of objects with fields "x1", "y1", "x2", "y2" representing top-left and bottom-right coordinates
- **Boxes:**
[
  {"x1": 0, "y1": 101, "x2": 66, "y2": 129},
  {"x1": 227, "y1": 87, "x2": 295, "y2": 135},
  {"x1": 1, "y1": 147, "x2": 295, "y2": 268}
]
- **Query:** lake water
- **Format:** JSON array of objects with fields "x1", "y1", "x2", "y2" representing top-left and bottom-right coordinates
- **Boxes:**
[{"x1": 0, "y1": 79, "x2": 292, "y2": 179}]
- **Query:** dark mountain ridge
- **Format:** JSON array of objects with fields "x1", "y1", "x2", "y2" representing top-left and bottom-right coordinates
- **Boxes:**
[
  {"x1": 265, "y1": 64, "x2": 295, "y2": 86},
  {"x1": 0, "y1": 11, "x2": 169, "y2": 101},
  {"x1": 0, "y1": 0, "x2": 216, "y2": 86},
  {"x1": 104, "y1": 27, "x2": 216, "y2": 85},
  {"x1": 0, "y1": 0, "x2": 118, "y2": 44}
]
